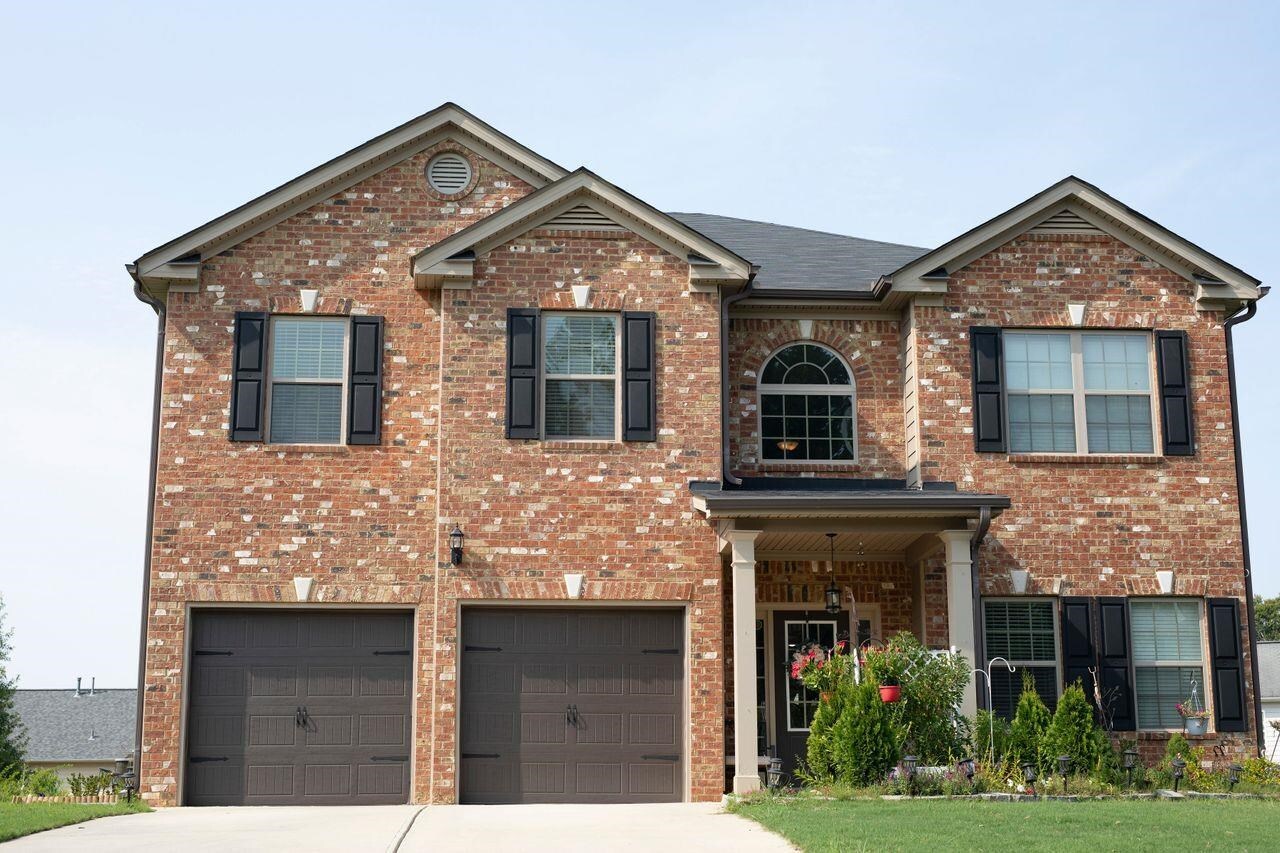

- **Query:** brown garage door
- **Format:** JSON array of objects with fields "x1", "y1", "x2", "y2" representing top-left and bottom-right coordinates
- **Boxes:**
[
  {"x1": 184, "y1": 610, "x2": 413, "y2": 806},
  {"x1": 459, "y1": 608, "x2": 684, "y2": 804}
]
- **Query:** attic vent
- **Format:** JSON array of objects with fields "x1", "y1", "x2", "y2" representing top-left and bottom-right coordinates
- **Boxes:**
[
  {"x1": 544, "y1": 204, "x2": 623, "y2": 231},
  {"x1": 426, "y1": 153, "x2": 472, "y2": 195},
  {"x1": 1031, "y1": 209, "x2": 1103, "y2": 234}
]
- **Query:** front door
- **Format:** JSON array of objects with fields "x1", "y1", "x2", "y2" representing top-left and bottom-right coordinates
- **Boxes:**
[{"x1": 771, "y1": 610, "x2": 850, "y2": 780}]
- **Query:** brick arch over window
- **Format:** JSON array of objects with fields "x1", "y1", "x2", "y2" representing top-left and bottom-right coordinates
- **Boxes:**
[{"x1": 757, "y1": 341, "x2": 858, "y2": 463}]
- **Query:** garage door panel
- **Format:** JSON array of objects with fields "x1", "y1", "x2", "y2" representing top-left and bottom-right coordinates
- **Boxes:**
[
  {"x1": 630, "y1": 763, "x2": 677, "y2": 796},
  {"x1": 520, "y1": 661, "x2": 568, "y2": 694},
  {"x1": 628, "y1": 611, "x2": 681, "y2": 651},
  {"x1": 249, "y1": 614, "x2": 301, "y2": 650},
  {"x1": 574, "y1": 713, "x2": 622, "y2": 744},
  {"x1": 462, "y1": 709, "x2": 516, "y2": 746},
  {"x1": 463, "y1": 610, "x2": 518, "y2": 648},
  {"x1": 248, "y1": 764, "x2": 296, "y2": 797},
  {"x1": 248, "y1": 714, "x2": 297, "y2": 747},
  {"x1": 358, "y1": 714, "x2": 407, "y2": 746},
  {"x1": 249, "y1": 665, "x2": 299, "y2": 698},
  {"x1": 578, "y1": 613, "x2": 626, "y2": 648},
  {"x1": 306, "y1": 664, "x2": 355, "y2": 696},
  {"x1": 629, "y1": 712, "x2": 676, "y2": 746},
  {"x1": 357, "y1": 762, "x2": 407, "y2": 797},
  {"x1": 627, "y1": 661, "x2": 677, "y2": 695},
  {"x1": 189, "y1": 713, "x2": 244, "y2": 749},
  {"x1": 308, "y1": 615, "x2": 355, "y2": 649},
  {"x1": 192, "y1": 664, "x2": 245, "y2": 699},
  {"x1": 517, "y1": 612, "x2": 570, "y2": 649},
  {"x1": 194, "y1": 614, "x2": 248, "y2": 651},
  {"x1": 360, "y1": 664, "x2": 408, "y2": 697},
  {"x1": 306, "y1": 715, "x2": 354, "y2": 747},
  {"x1": 520, "y1": 712, "x2": 569, "y2": 745},
  {"x1": 577, "y1": 661, "x2": 624, "y2": 694}
]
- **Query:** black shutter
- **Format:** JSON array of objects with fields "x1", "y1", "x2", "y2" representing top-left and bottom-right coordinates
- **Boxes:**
[
  {"x1": 1097, "y1": 598, "x2": 1136, "y2": 730},
  {"x1": 1155, "y1": 330, "x2": 1194, "y2": 456},
  {"x1": 230, "y1": 312, "x2": 269, "y2": 441},
  {"x1": 1061, "y1": 597, "x2": 1095, "y2": 692},
  {"x1": 1207, "y1": 598, "x2": 1248, "y2": 732},
  {"x1": 506, "y1": 308, "x2": 540, "y2": 439},
  {"x1": 622, "y1": 312, "x2": 657, "y2": 442},
  {"x1": 970, "y1": 326, "x2": 1006, "y2": 452},
  {"x1": 347, "y1": 315, "x2": 384, "y2": 445}
]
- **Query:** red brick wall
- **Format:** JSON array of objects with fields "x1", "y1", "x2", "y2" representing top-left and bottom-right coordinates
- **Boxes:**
[
  {"x1": 913, "y1": 231, "x2": 1255, "y2": 753},
  {"x1": 727, "y1": 318, "x2": 904, "y2": 479}
]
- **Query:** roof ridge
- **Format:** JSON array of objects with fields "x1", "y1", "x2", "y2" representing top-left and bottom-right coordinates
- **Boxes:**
[{"x1": 667, "y1": 212, "x2": 928, "y2": 251}]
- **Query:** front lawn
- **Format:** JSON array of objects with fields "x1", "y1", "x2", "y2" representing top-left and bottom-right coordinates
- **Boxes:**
[
  {"x1": 0, "y1": 801, "x2": 150, "y2": 842},
  {"x1": 732, "y1": 797, "x2": 1280, "y2": 852}
]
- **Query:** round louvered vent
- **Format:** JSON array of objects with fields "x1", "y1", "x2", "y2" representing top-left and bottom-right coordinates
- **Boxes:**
[{"x1": 426, "y1": 152, "x2": 472, "y2": 195}]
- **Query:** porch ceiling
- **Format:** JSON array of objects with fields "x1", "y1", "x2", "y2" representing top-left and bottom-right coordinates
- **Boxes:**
[{"x1": 754, "y1": 530, "x2": 922, "y2": 556}]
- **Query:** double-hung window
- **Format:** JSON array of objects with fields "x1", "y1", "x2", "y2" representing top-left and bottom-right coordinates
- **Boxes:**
[
  {"x1": 267, "y1": 316, "x2": 348, "y2": 444},
  {"x1": 983, "y1": 599, "x2": 1059, "y2": 717},
  {"x1": 1005, "y1": 331, "x2": 1156, "y2": 454},
  {"x1": 1130, "y1": 599, "x2": 1206, "y2": 730},
  {"x1": 542, "y1": 313, "x2": 618, "y2": 440}
]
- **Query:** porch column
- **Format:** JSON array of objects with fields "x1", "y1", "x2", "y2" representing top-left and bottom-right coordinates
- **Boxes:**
[
  {"x1": 727, "y1": 528, "x2": 762, "y2": 795},
  {"x1": 938, "y1": 529, "x2": 979, "y2": 717}
]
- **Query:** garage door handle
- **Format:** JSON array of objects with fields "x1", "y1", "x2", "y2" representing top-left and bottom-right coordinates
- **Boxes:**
[
  {"x1": 641, "y1": 754, "x2": 680, "y2": 762},
  {"x1": 370, "y1": 755, "x2": 409, "y2": 762},
  {"x1": 642, "y1": 649, "x2": 679, "y2": 655},
  {"x1": 189, "y1": 756, "x2": 228, "y2": 763},
  {"x1": 461, "y1": 753, "x2": 500, "y2": 759}
]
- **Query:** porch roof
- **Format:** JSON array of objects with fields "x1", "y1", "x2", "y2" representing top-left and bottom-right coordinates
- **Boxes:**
[{"x1": 689, "y1": 478, "x2": 1009, "y2": 519}]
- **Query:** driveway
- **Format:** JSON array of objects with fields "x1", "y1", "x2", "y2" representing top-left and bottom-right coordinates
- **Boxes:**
[{"x1": 5, "y1": 802, "x2": 792, "y2": 852}]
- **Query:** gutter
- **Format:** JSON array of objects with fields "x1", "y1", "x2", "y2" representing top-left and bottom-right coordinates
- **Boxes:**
[
  {"x1": 1225, "y1": 293, "x2": 1265, "y2": 754},
  {"x1": 970, "y1": 505, "x2": 992, "y2": 710},
  {"x1": 720, "y1": 274, "x2": 757, "y2": 486},
  {"x1": 128, "y1": 267, "x2": 166, "y2": 779}
]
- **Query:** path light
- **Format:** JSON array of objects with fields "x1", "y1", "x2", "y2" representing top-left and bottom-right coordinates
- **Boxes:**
[
  {"x1": 1057, "y1": 755, "x2": 1072, "y2": 795},
  {"x1": 1021, "y1": 761, "x2": 1038, "y2": 796},
  {"x1": 1123, "y1": 747, "x2": 1140, "y2": 791},
  {"x1": 766, "y1": 756, "x2": 783, "y2": 791},
  {"x1": 958, "y1": 757, "x2": 976, "y2": 789},
  {"x1": 902, "y1": 754, "x2": 918, "y2": 792},
  {"x1": 449, "y1": 526, "x2": 465, "y2": 566},
  {"x1": 1228, "y1": 763, "x2": 1242, "y2": 793},
  {"x1": 1171, "y1": 757, "x2": 1186, "y2": 793}
]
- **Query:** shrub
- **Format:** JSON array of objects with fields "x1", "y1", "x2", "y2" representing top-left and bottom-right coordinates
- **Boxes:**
[
  {"x1": 1241, "y1": 756, "x2": 1280, "y2": 787},
  {"x1": 804, "y1": 680, "x2": 847, "y2": 782},
  {"x1": 830, "y1": 678, "x2": 899, "y2": 786},
  {"x1": 1039, "y1": 681, "x2": 1108, "y2": 774},
  {"x1": 862, "y1": 632, "x2": 970, "y2": 763},
  {"x1": 1008, "y1": 671, "x2": 1053, "y2": 771},
  {"x1": 0, "y1": 765, "x2": 64, "y2": 797},
  {"x1": 67, "y1": 770, "x2": 115, "y2": 797},
  {"x1": 972, "y1": 709, "x2": 1012, "y2": 764}
]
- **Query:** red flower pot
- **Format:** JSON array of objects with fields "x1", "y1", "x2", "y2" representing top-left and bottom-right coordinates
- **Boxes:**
[{"x1": 879, "y1": 685, "x2": 901, "y2": 703}]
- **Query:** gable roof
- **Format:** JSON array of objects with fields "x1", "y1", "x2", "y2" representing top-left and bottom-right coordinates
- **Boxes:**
[
  {"x1": 411, "y1": 169, "x2": 754, "y2": 289},
  {"x1": 13, "y1": 688, "x2": 136, "y2": 763},
  {"x1": 669, "y1": 213, "x2": 927, "y2": 296},
  {"x1": 130, "y1": 103, "x2": 568, "y2": 293},
  {"x1": 888, "y1": 176, "x2": 1262, "y2": 307}
]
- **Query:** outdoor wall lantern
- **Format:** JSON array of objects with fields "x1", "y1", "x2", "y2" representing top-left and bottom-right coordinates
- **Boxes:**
[
  {"x1": 1171, "y1": 757, "x2": 1186, "y2": 792},
  {"x1": 1021, "y1": 761, "x2": 1038, "y2": 796},
  {"x1": 824, "y1": 533, "x2": 841, "y2": 614},
  {"x1": 1228, "y1": 763, "x2": 1242, "y2": 793},
  {"x1": 449, "y1": 526, "x2": 465, "y2": 566},
  {"x1": 958, "y1": 757, "x2": 976, "y2": 789},
  {"x1": 766, "y1": 756, "x2": 784, "y2": 791},
  {"x1": 1057, "y1": 755, "x2": 1072, "y2": 794},
  {"x1": 1123, "y1": 747, "x2": 1140, "y2": 790}
]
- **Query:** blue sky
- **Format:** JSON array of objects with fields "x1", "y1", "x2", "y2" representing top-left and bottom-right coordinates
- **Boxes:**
[{"x1": 1, "y1": 1, "x2": 1277, "y2": 687}]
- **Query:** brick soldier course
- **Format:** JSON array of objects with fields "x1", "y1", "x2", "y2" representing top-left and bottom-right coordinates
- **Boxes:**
[{"x1": 127, "y1": 103, "x2": 1265, "y2": 805}]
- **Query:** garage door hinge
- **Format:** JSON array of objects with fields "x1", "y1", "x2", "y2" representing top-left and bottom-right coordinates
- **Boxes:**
[
  {"x1": 641, "y1": 754, "x2": 680, "y2": 761},
  {"x1": 370, "y1": 755, "x2": 409, "y2": 762},
  {"x1": 194, "y1": 650, "x2": 234, "y2": 656},
  {"x1": 463, "y1": 645, "x2": 502, "y2": 652},
  {"x1": 461, "y1": 753, "x2": 500, "y2": 759},
  {"x1": 372, "y1": 649, "x2": 411, "y2": 656},
  {"x1": 189, "y1": 756, "x2": 229, "y2": 763},
  {"x1": 641, "y1": 648, "x2": 679, "y2": 655}
]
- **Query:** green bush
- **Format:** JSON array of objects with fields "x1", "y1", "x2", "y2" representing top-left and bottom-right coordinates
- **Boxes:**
[
  {"x1": 804, "y1": 681, "x2": 846, "y2": 782},
  {"x1": 863, "y1": 633, "x2": 970, "y2": 763},
  {"x1": 0, "y1": 765, "x2": 65, "y2": 798},
  {"x1": 1009, "y1": 672, "x2": 1053, "y2": 771},
  {"x1": 67, "y1": 771, "x2": 115, "y2": 797},
  {"x1": 831, "y1": 678, "x2": 899, "y2": 786},
  {"x1": 972, "y1": 709, "x2": 1011, "y2": 764},
  {"x1": 1039, "y1": 681, "x2": 1108, "y2": 774},
  {"x1": 1241, "y1": 756, "x2": 1280, "y2": 786}
]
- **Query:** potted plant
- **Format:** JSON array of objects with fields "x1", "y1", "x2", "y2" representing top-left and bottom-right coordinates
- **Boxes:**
[
  {"x1": 1177, "y1": 700, "x2": 1210, "y2": 736},
  {"x1": 878, "y1": 673, "x2": 901, "y2": 703},
  {"x1": 791, "y1": 639, "x2": 851, "y2": 702}
]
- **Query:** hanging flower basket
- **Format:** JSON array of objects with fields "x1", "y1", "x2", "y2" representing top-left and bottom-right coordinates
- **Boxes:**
[
  {"x1": 879, "y1": 683, "x2": 901, "y2": 703},
  {"x1": 1183, "y1": 715, "x2": 1208, "y2": 736}
]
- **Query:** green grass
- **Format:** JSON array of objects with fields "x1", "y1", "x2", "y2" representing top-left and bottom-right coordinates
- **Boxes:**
[
  {"x1": 0, "y1": 801, "x2": 150, "y2": 842},
  {"x1": 731, "y1": 797, "x2": 1280, "y2": 852}
]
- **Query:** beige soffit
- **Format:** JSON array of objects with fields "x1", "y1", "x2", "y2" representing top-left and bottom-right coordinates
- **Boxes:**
[
  {"x1": 130, "y1": 103, "x2": 568, "y2": 292},
  {"x1": 410, "y1": 168, "x2": 754, "y2": 290},
  {"x1": 886, "y1": 176, "x2": 1262, "y2": 307}
]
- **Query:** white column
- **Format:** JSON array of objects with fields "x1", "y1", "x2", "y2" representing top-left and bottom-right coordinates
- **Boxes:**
[
  {"x1": 727, "y1": 528, "x2": 762, "y2": 795},
  {"x1": 938, "y1": 529, "x2": 979, "y2": 717}
]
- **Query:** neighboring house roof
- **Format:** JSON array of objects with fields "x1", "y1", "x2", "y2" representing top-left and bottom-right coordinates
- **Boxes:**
[
  {"x1": 1257, "y1": 642, "x2": 1280, "y2": 701},
  {"x1": 13, "y1": 689, "x2": 136, "y2": 764},
  {"x1": 669, "y1": 213, "x2": 928, "y2": 295}
]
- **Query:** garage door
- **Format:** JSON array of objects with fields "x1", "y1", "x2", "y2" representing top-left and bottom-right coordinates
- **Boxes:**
[
  {"x1": 459, "y1": 608, "x2": 684, "y2": 804},
  {"x1": 184, "y1": 610, "x2": 413, "y2": 806}
]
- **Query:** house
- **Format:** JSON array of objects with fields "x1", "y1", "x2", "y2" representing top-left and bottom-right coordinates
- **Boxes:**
[
  {"x1": 14, "y1": 685, "x2": 135, "y2": 781},
  {"x1": 1257, "y1": 642, "x2": 1280, "y2": 760},
  {"x1": 126, "y1": 103, "x2": 1264, "y2": 807}
]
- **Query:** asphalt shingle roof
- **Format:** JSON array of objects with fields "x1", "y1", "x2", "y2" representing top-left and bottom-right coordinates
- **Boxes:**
[
  {"x1": 13, "y1": 689, "x2": 136, "y2": 763},
  {"x1": 1257, "y1": 642, "x2": 1280, "y2": 700},
  {"x1": 668, "y1": 213, "x2": 928, "y2": 293}
]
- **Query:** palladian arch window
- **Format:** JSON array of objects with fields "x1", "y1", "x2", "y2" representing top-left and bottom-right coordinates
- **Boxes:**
[{"x1": 758, "y1": 343, "x2": 856, "y2": 461}]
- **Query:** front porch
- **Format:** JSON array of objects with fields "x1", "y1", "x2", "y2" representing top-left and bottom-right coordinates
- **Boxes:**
[{"x1": 690, "y1": 480, "x2": 1009, "y2": 794}]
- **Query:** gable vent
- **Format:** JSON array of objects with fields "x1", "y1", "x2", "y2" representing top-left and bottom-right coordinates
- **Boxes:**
[
  {"x1": 544, "y1": 204, "x2": 624, "y2": 231},
  {"x1": 426, "y1": 153, "x2": 473, "y2": 195},
  {"x1": 1031, "y1": 209, "x2": 1103, "y2": 234}
]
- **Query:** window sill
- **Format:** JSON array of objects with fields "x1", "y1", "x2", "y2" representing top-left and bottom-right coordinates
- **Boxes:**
[
  {"x1": 264, "y1": 443, "x2": 353, "y2": 456},
  {"x1": 540, "y1": 440, "x2": 623, "y2": 452},
  {"x1": 1134, "y1": 730, "x2": 1217, "y2": 740},
  {"x1": 1006, "y1": 453, "x2": 1163, "y2": 465}
]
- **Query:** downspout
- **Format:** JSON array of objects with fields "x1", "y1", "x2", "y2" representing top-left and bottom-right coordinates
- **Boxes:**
[
  {"x1": 970, "y1": 505, "x2": 992, "y2": 709},
  {"x1": 1225, "y1": 294, "x2": 1264, "y2": 754},
  {"x1": 129, "y1": 267, "x2": 166, "y2": 780},
  {"x1": 720, "y1": 275, "x2": 756, "y2": 487}
]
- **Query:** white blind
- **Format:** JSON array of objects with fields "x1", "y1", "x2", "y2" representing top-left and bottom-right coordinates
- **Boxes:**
[
  {"x1": 269, "y1": 384, "x2": 343, "y2": 444},
  {"x1": 272, "y1": 318, "x2": 346, "y2": 380},
  {"x1": 1130, "y1": 600, "x2": 1203, "y2": 662},
  {"x1": 544, "y1": 315, "x2": 616, "y2": 376},
  {"x1": 544, "y1": 315, "x2": 616, "y2": 439},
  {"x1": 1083, "y1": 334, "x2": 1150, "y2": 392}
]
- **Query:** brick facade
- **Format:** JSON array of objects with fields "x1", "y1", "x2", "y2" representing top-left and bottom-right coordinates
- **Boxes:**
[{"x1": 134, "y1": 125, "x2": 1259, "y2": 804}]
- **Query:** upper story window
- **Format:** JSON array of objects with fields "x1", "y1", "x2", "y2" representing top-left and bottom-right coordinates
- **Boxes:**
[
  {"x1": 1004, "y1": 331, "x2": 1155, "y2": 454},
  {"x1": 758, "y1": 343, "x2": 855, "y2": 462},
  {"x1": 543, "y1": 313, "x2": 618, "y2": 440},
  {"x1": 267, "y1": 316, "x2": 349, "y2": 444}
]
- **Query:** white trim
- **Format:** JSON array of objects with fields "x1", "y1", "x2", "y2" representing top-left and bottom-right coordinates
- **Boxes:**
[{"x1": 756, "y1": 341, "x2": 858, "y2": 465}]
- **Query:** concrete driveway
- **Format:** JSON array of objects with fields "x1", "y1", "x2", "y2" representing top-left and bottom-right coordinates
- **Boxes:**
[{"x1": 4, "y1": 802, "x2": 792, "y2": 852}]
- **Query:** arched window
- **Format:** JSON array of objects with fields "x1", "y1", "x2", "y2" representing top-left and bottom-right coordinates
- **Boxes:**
[{"x1": 758, "y1": 343, "x2": 856, "y2": 461}]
